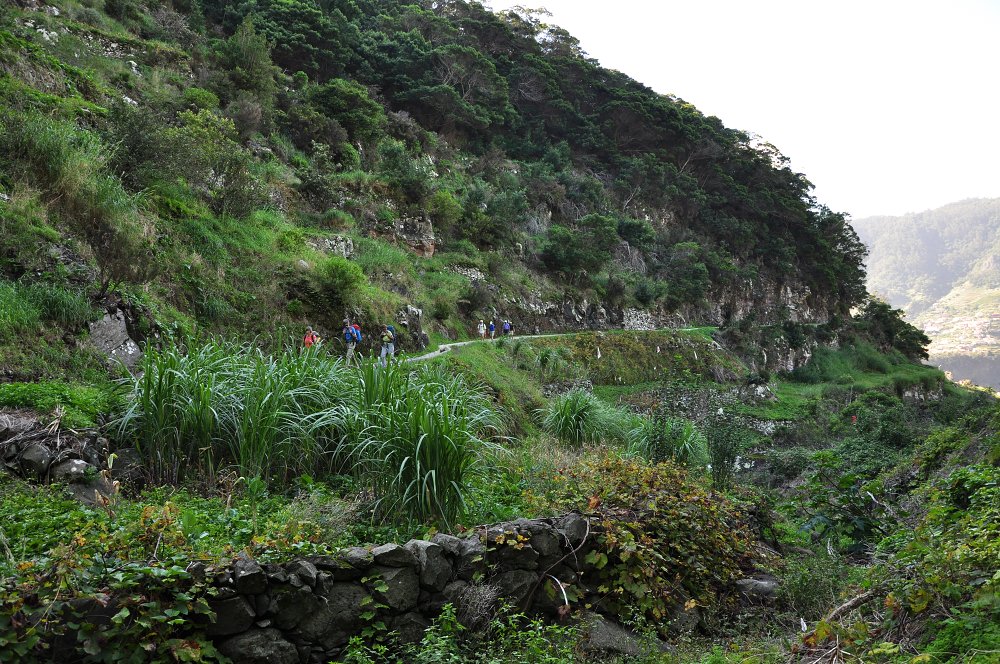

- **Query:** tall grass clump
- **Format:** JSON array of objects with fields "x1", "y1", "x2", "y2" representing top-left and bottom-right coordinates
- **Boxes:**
[
  {"x1": 0, "y1": 111, "x2": 152, "y2": 292},
  {"x1": 114, "y1": 341, "x2": 351, "y2": 484},
  {"x1": 626, "y1": 414, "x2": 709, "y2": 468},
  {"x1": 540, "y1": 389, "x2": 623, "y2": 446},
  {"x1": 338, "y1": 362, "x2": 501, "y2": 528},
  {"x1": 114, "y1": 340, "x2": 502, "y2": 527}
]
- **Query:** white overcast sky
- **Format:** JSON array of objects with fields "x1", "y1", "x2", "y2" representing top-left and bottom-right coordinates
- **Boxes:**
[{"x1": 485, "y1": 0, "x2": 1000, "y2": 219}]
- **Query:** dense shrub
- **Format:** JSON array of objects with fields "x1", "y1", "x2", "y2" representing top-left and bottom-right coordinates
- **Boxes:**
[
  {"x1": 885, "y1": 465, "x2": 1000, "y2": 660},
  {"x1": 527, "y1": 454, "x2": 754, "y2": 630}
]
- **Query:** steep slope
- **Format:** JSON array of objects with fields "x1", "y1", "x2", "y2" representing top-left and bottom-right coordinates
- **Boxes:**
[
  {"x1": 0, "y1": 0, "x2": 867, "y2": 387},
  {"x1": 853, "y1": 198, "x2": 1000, "y2": 388}
]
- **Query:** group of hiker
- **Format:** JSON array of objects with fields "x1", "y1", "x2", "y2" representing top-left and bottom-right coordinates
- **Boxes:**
[
  {"x1": 304, "y1": 315, "x2": 519, "y2": 366},
  {"x1": 302, "y1": 319, "x2": 398, "y2": 367},
  {"x1": 476, "y1": 318, "x2": 515, "y2": 340}
]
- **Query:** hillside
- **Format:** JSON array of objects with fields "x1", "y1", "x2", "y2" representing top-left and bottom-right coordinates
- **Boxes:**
[
  {"x1": 853, "y1": 198, "x2": 1000, "y2": 388},
  {"x1": 2, "y1": 1, "x2": 997, "y2": 663},
  {"x1": 0, "y1": 0, "x2": 868, "y2": 388}
]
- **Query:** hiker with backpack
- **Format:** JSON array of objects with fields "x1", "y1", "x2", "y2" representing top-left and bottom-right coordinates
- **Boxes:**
[
  {"x1": 303, "y1": 326, "x2": 320, "y2": 349},
  {"x1": 379, "y1": 324, "x2": 395, "y2": 367},
  {"x1": 477, "y1": 319, "x2": 486, "y2": 340},
  {"x1": 342, "y1": 319, "x2": 362, "y2": 366},
  {"x1": 502, "y1": 320, "x2": 511, "y2": 336},
  {"x1": 488, "y1": 320, "x2": 496, "y2": 339}
]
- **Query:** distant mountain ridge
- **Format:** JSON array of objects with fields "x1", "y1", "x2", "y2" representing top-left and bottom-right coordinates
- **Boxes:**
[{"x1": 853, "y1": 198, "x2": 1000, "y2": 388}]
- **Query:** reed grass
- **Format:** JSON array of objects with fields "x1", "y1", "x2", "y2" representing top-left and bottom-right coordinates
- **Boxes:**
[{"x1": 113, "y1": 340, "x2": 499, "y2": 526}]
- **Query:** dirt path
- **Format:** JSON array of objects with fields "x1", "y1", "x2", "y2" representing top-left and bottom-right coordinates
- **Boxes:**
[{"x1": 403, "y1": 327, "x2": 711, "y2": 363}]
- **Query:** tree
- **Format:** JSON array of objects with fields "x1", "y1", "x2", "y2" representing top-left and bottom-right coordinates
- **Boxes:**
[
  {"x1": 223, "y1": 18, "x2": 276, "y2": 108},
  {"x1": 856, "y1": 297, "x2": 931, "y2": 360},
  {"x1": 309, "y1": 78, "x2": 385, "y2": 143}
]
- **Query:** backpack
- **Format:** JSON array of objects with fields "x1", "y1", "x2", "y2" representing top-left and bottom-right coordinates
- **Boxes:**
[
  {"x1": 386, "y1": 325, "x2": 396, "y2": 342},
  {"x1": 352, "y1": 324, "x2": 362, "y2": 342}
]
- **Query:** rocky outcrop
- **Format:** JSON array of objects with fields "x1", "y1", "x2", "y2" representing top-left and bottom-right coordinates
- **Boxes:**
[
  {"x1": 88, "y1": 309, "x2": 142, "y2": 371},
  {"x1": 307, "y1": 235, "x2": 354, "y2": 259}
]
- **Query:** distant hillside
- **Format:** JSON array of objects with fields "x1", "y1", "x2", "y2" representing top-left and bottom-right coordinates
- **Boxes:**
[{"x1": 853, "y1": 198, "x2": 1000, "y2": 388}]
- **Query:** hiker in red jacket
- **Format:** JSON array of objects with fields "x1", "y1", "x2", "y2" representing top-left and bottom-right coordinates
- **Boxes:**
[{"x1": 303, "y1": 326, "x2": 320, "y2": 349}]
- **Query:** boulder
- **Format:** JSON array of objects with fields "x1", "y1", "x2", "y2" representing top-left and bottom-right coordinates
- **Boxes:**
[
  {"x1": 372, "y1": 565, "x2": 420, "y2": 612},
  {"x1": 19, "y1": 443, "x2": 52, "y2": 477},
  {"x1": 285, "y1": 559, "x2": 319, "y2": 588},
  {"x1": 295, "y1": 583, "x2": 369, "y2": 650},
  {"x1": 372, "y1": 543, "x2": 418, "y2": 568},
  {"x1": 430, "y1": 533, "x2": 463, "y2": 558},
  {"x1": 554, "y1": 513, "x2": 590, "y2": 547},
  {"x1": 389, "y1": 612, "x2": 431, "y2": 644},
  {"x1": 581, "y1": 612, "x2": 673, "y2": 659},
  {"x1": 233, "y1": 555, "x2": 267, "y2": 595},
  {"x1": 493, "y1": 569, "x2": 538, "y2": 608},
  {"x1": 404, "y1": 540, "x2": 452, "y2": 592},
  {"x1": 455, "y1": 536, "x2": 485, "y2": 581},
  {"x1": 735, "y1": 574, "x2": 780, "y2": 603},
  {"x1": 267, "y1": 585, "x2": 321, "y2": 630},
  {"x1": 307, "y1": 548, "x2": 370, "y2": 581},
  {"x1": 206, "y1": 596, "x2": 255, "y2": 636},
  {"x1": 218, "y1": 628, "x2": 299, "y2": 664},
  {"x1": 50, "y1": 459, "x2": 90, "y2": 483}
]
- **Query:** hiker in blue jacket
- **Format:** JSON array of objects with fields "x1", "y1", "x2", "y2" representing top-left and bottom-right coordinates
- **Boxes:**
[{"x1": 342, "y1": 319, "x2": 361, "y2": 367}]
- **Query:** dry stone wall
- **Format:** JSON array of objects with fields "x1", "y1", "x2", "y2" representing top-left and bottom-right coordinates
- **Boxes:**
[{"x1": 207, "y1": 514, "x2": 594, "y2": 664}]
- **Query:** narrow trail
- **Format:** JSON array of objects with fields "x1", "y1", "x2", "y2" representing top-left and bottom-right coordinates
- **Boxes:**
[{"x1": 403, "y1": 327, "x2": 712, "y2": 363}]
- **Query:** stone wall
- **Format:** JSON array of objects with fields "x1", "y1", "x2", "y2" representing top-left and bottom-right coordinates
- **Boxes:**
[{"x1": 207, "y1": 514, "x2": 595, "y2": 664}]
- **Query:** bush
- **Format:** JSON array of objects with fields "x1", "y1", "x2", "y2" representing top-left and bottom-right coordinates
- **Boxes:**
[
  {"x1": 310, "y1": 255, "x2": 366, "y2": 312},
  {"x1": 704, "y1": 415, "x2": 754, "y2": 490},
  {"x1": 527, "y1": 454, "x2": 754, "y2": 630},
  {"x1": 182, "y1": 87, "x2": 220, "y2": 111},
  {"x1": 779, "y1": 553, "x2": 849, "y2": 620}
]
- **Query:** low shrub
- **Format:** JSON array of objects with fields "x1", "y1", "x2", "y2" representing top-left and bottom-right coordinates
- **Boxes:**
[
  {"x1": 883, "y1": 465, "x2": 1000, "y2": 660},
  {"x1": 704, "y1": 415, "x2": 754, "y2": 490},
  {"x1": 778, "y1": 553, "x2": 849, "y2": 621}
]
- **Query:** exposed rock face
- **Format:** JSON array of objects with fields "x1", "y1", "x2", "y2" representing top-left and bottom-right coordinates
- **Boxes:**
[
  {"x1": 307, "y1": 235, "x2": 354, "y2": 259},
  {"x1": 396, "y1": 214, "x2": 435, "y2": 257},
  {"x1": 88, "y1": 310, "x2": 142, "y2": 371}
]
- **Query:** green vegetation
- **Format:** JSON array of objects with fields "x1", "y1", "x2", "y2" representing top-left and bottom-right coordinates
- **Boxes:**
[
  {"x1": 0, "y1": 380, "x2": 115, "y2": 429},
  {"x1": 0, "y1": 0, "x2": 995, "y2": 661},
  {"x1": 115, "y1": 340, "x2": 498, "y2": 526}
]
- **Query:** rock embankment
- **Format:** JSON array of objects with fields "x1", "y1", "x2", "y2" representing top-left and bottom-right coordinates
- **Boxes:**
[{"x1": 205, "y1": 514, "x2": 674, "y2": 663}]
